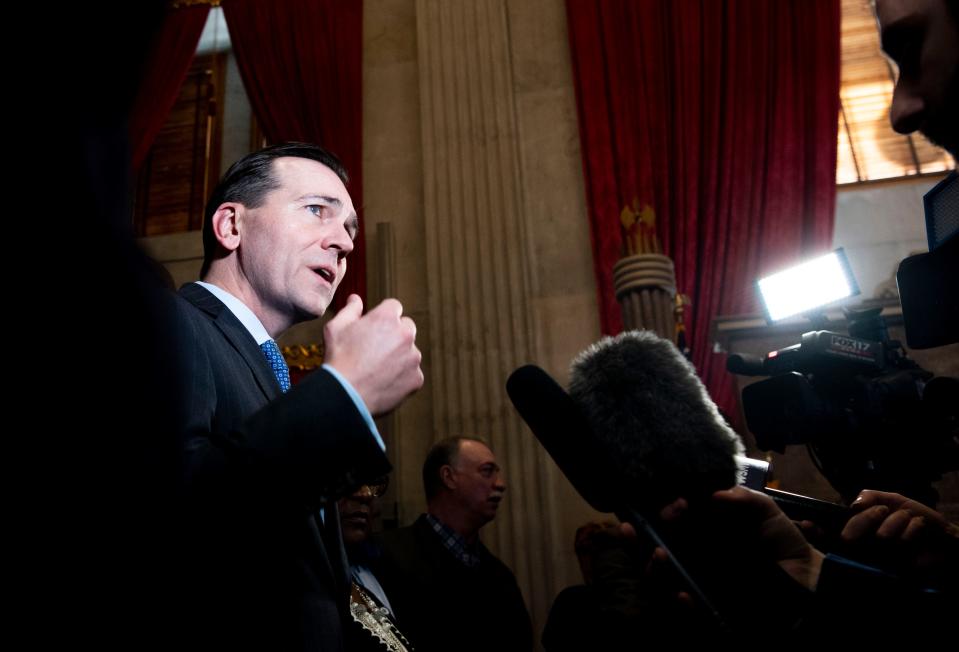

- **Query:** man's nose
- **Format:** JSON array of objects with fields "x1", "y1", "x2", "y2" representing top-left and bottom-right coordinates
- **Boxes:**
[
  {"x1": 889, "y1": 81, "x2": 925, "y2": 135},
  {"x1": 493, "y1": 473, "x2": 506, "y2": 492},
  {"x1": 352, "y1": 485, "x2": 375, "y2": 502},
  {"x1": 325, "y1": 221, "x2": 355, "y2": 256}
]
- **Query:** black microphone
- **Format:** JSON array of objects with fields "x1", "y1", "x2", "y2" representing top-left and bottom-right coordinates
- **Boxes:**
[
  {"x1": 506, "y1": 364, "x2": 625, "y2": 513},
  {"x1": 565, "y1": 330, "x2": 850, "y2": 526},
  {"x1": 568, "y1": 330, "x2": 746, "y2": 514},
  {"x1": 506, "y1": 362, "x2": 729, "y2": 632},
  {"x1": 726, "y1": 352, "x2": 765, "y2": 376},
  {"x1": 507, "y1": 331, "x2": 852, "y2": 635}
]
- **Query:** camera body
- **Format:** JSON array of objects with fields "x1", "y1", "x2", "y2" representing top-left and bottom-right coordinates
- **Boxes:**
[{"x1": 728, "y1": 307, "x2": 958, "y2": 505}]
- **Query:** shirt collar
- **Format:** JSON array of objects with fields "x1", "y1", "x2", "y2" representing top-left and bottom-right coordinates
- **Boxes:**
[
  {"x1": 195, "y1": 281, "x2": 272, "y2": 345},
  {"x1": 425, "y1": 514, "x2": 481, "y2": 569}
]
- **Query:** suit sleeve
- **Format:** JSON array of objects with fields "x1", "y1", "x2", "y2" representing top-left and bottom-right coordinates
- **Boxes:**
[{"x1": 241, "y1": 369, "x2": 391, "y2": 506}]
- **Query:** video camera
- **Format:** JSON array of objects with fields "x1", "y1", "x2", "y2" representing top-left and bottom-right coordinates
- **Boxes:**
[
  {"x1": 729, "y1": 305, "x2": 957, "y2": 504},
  {"x1": 727, "y1": 174, "x2": 959, "y2": 505}
]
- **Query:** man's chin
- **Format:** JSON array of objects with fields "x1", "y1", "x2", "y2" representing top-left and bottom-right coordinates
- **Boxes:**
[
  {"x1": 922, "y1": 109, "x2": 959, "y2": 159},
  {"x1": 922, "y1": 129, "x2": 959, "y2": 160},
  {"x1": 481, "y1": 506, "x2": 500, "y2": 521},
  {"x1": 294, "y1": 296, "x2": 333, "y2": 321},
  {"x1": 342, "y1": 526, "x2": 369, "y2": 547}
]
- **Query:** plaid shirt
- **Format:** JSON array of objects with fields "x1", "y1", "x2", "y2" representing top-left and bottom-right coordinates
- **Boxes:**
[{"x1": 425, "y1": 513, "x2": 482, "y2": 569}]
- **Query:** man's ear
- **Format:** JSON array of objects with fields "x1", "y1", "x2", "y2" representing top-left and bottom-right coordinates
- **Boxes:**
[
  {"x1": 439, "y1": 465, "x2": 456, "y2": 491},
  {"x1": 210, "y1": 203, "x2": 242, "y2": 252}
]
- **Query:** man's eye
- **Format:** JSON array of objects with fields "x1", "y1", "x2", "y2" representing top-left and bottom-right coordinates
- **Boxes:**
[{"x1": 307, "y1": 205, "x2": 324, "y2": 216}]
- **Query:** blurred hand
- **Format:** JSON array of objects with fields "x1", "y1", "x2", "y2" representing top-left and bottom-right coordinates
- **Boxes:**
[
  {"x1": 323, "y1": 294, "x2": 424, "y2": 415},
  {"x1": 616, "y1": 496, "x2": 689, "y2": 541},
  {"x1": 711, "y1": 486, "x2": 824, "y2": 590},
  {"x1": 842, "y1": 489, "x2": 959, "y2": 582}
]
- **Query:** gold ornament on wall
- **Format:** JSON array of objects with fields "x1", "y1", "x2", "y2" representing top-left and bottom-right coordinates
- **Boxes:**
[{"x1": 281, "y1": 343, "x2": 325, "y2": 371}]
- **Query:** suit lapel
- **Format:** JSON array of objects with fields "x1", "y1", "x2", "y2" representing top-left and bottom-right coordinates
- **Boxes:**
[{"x1": 178, "y1": 283, "x2": 281, "y2": 400}]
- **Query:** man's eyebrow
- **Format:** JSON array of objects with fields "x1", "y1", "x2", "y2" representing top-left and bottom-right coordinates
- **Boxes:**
[{"x1": 298, "y1": 194, "x2": 343, "y2": 208}]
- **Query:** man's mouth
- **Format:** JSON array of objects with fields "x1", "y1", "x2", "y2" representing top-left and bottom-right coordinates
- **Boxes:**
[
  {"x1": 343, "y1": 510, "x2": 369, "y2": 524},
  {"x1": 313, "y1": 266, "x2": 336, "y2": 284}
]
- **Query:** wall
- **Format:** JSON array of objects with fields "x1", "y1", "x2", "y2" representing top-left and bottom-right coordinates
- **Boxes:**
[{"x1": 833, "y1": 174, "x2": 946, "y2": 301}]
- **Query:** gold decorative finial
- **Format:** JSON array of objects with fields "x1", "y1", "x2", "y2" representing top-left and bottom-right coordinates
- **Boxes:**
[{"x1": 620, "y1": 196, "x2": 661, "y2": 255}]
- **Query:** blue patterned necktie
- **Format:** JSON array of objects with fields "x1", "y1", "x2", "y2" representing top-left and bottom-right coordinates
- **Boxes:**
[{"x1": 260, "y1": 339, "x2": 291, "y2": 393}]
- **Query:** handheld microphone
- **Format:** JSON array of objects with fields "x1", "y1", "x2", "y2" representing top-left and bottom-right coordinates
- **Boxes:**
[
  {"x1": 568, "y1": 330, "x2": 745, "y2": 514},
  {"x1": 566, "y1": 330, "x2": 850, "y2": 528},
  {"x1": 507, "y1": 330, "x2": 853, "y2": 635},
  {"x1": 506, "y1": 363, "x2": 727, "y2": 631}
]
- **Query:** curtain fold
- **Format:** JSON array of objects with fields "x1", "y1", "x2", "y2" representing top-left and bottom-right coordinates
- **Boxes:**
[
  {"x1": 566, "y1": 0, "x2": 840, "y2": 416},
  {"x1": 129, "y1": 4, "x2": 211, "y2": 172},
  {"x1": 223, "y1": 0, "x2": 365, "y2": 307}
]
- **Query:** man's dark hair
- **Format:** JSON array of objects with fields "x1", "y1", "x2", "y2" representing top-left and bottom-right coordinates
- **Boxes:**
[
  {"x1": 422, "y1": 436, "x2": 490, "y2": 501},
  {"x1": 200, "y1": 142, "x2": 348, "y2": 277}
]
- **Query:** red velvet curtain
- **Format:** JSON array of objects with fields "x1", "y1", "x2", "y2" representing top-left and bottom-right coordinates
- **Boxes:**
[
  {"x1": 566, "y1": 0, "x2": 840, "y2": 416},
  {"x1": 223, "y1": 0, "x2": 365, "y2": 308},
  {"x1": 129, "y1": 4, "x2": 211, "y2": 172}
]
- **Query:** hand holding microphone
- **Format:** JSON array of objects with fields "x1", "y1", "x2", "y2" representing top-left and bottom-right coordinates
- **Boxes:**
[
  {"x1": 509, "y1": 330, "x2": 838, "y2": 635},
  {"x1": 841, "y1": 489, "x2": 959, "y2": 587}
]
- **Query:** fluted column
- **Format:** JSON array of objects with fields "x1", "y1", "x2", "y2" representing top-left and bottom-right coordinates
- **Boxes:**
[{"x1": 416, "y1": 0, "x2": 555, "y2": 628}]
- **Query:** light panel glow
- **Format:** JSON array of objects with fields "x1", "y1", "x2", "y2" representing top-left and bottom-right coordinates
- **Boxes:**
[{"x1": 758, "y1": 251, "x2": 857, "y2": 321}]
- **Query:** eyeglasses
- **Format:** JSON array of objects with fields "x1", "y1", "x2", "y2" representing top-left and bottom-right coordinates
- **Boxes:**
[{"x1": 354, "y1": 477, "x2": 389, "y2": 498}]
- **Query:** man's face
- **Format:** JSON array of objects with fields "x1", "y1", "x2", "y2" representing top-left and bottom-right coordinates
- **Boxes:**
[
  {"x1": 448, "y1": 441, "x2": 506, "y2": 526},
  {"x1": 876, "y1": 0, "x2": 959, "y2": 158},
  {"x1": 238, "y1": 157, "x2": 357, "y2": 327},
  {"x1": 338, "y1": 486, "x2": 377, "y2": 546}
]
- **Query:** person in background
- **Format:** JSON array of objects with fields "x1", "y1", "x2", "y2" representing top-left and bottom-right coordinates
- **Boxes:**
[
  {"x1": 376, "y1": 437, "x2": 532, "y2": 652},
  {"x1": 339, "y1": 476, "x2": 414, "y2": 651}
]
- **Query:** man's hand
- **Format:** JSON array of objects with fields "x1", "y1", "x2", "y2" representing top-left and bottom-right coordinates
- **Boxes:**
[
  {"x1": 323, "y1": 294, "x2": 424, "y2": 416},
  {"x1": 841, "y1": 489, "x2": 959, "y2": 583},
  {"x1": 711, "y1": 487, "x2": 824, "y2": 590},
  {"x1": 620, "y1": 489, "x2": 825, "y2": 611}
]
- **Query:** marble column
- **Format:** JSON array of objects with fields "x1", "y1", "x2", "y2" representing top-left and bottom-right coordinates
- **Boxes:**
[{"x1": 415, "y1": 0, "x2": 555, "y2": 628}]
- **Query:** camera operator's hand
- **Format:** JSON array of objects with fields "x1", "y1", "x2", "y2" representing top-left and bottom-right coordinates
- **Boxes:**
[{"x1": 841, "y1": 489, "x2": 959, "y2": 587}]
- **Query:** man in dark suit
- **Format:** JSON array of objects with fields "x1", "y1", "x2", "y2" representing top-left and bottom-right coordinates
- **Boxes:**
[
  {"x1": 174, "y1": 142, "x2": 423, "y2": 650},
  {"x1": 376, "y1": 437, "x2": 533, "y2": 652}
]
